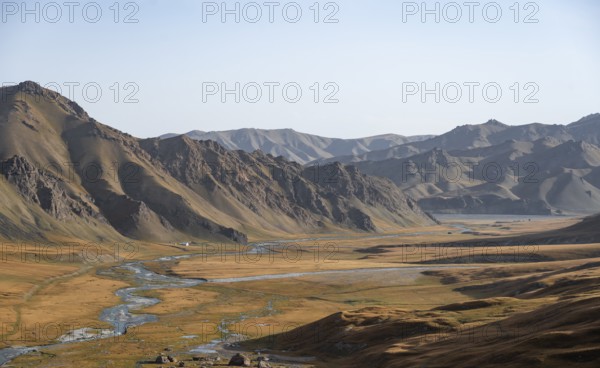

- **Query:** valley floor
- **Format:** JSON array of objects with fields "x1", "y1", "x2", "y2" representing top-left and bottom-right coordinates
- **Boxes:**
[{"x1": 2, "y1": 215, "x2": 599, "y2": 367}]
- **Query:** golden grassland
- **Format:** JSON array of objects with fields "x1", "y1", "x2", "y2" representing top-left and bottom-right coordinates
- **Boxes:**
[{"x1": 3, "y1": 215, "x2": 600, "y2": 367}]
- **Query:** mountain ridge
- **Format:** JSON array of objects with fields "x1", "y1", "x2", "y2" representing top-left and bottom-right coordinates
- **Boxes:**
[
  {"x1": 160, "y1": 128, "x2": 434, "y2": 165},
  {"x1": 313, "y1": 114, "x2": 600, "y2": 165},
  {"x1": 0, "y1": 81, "x2": 435, "y2": 242},
  {"x1": 351, "y1": 137, "x2": 600, "y2": 215}
]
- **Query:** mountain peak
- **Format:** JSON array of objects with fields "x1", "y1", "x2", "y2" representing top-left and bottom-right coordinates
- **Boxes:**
[
  {"x1": 3, "y1": 81, "x2": 60, "y2": 99},
  {"x1": 451, "y1": 119, "x2": 506, "y2": 131},
  {"x1": 0, "y1": 81, "x2": 46, "y2": 97},
  {"x1": 1, "y1": 80, "x2": 89, "y2": 121},
  {"x1": 484, "y1": 119, "x2": 506, "y2": 126},
  {"x1": 18, "y1": 80, "x2": 44, "y2": 91},
  {"x1": 569, "y1": 113, "x2": 600, "y2": 127}
]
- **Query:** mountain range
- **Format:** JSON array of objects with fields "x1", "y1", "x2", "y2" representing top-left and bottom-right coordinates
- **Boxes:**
[
  {"x1": 163, "y1": 115, "x2": 600, "y2": 215},
  {"x1": 0, "y1": 82, "x2": 435, "y2": 243},
  {"x1": 314, "y1": 115, "x2": 600, "y2": 164},
  {"x1": 352, "y1": 139, "x2": 600, "y2": 215},
  {"x1": 160, "y1": 129, "x2": 434, "y2": 165},
  {"x1": 338, "y1": 116, "x2": 600, "y2": 215}
]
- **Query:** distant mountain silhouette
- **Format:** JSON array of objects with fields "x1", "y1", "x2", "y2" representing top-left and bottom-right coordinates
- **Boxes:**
[
  {"x1": 315, "y1": 115, "x2": 600, "y2": 164},
  {"x1": 160, "y1": 129, "x2": 433, "y2": 165}
]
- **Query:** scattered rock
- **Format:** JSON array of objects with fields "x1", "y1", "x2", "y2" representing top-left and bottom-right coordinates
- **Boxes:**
[
  {"x1": 257, "y1": 360, "x2": 271, "y2": 368},
  {"x1": 155, "y1": 355, "x2": 170, "y2": 364},
  {"x1": 228, "y1": 353, "x2": 251, "y2": 366}
]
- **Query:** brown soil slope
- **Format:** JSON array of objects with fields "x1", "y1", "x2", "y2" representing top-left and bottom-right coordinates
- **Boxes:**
[{"x1": 250, "y1": 261, "x2": 600, "y2": 367}]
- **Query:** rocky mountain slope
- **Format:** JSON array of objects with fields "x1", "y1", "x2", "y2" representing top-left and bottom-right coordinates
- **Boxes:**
[
  {"x1": 0, "y1": 82, "x2": 435, "y2": 242},
  {"x1": 163, "y1": 116, "x2": 600, "y2": 215},
  {"x1": 160, "y1": 129, "x2": 433, "y2": 165},
  {"x1": 352, "y1": 138, "x2": 600, "y2": 215},
  {"x1": 309, "y1": 115, "x2": 600, "y2": 215}
]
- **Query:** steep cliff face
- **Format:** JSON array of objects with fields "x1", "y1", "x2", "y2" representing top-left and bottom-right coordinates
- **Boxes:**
[
  {"x1": 1, "y1": 155, "x2": 103, "y2": 221},
  {"x1": 140, "y1": 136, "x2": 435, "y2": 233},
  {"x1": 0, "y1": 82, "x2": 435, "y2": 242},
  {"x1": 304, "y1": 163, "x2": 430, "y2": 219}
]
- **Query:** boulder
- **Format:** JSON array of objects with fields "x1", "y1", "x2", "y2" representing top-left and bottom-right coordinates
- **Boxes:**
[
  {"x1": 155, "y1": 355, "x2": 169, "y2": 364},
  {"x1": 228, "y1": 353, "x2": 251, "y2": 366},
  {"x1": 257, "y1": 360, "x2": 271, "y2": 368}
]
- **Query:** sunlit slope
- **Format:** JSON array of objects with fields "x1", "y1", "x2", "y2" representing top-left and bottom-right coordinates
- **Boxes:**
[{"x1": 0, "y1": 82, "x2": 435, "y2": 242}]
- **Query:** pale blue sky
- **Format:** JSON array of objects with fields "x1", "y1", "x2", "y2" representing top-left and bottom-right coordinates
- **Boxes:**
[{"x1": 2, "y1": 0, "x2": 599, "y2": 138}]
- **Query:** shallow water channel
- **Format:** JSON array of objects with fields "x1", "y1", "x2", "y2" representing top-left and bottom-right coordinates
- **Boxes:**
[{"x1": 0, "y1": 234, "x2": 472, "y2": 365}]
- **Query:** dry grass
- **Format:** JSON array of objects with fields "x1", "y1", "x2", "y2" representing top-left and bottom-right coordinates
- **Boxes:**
[{"x1": 4, "y1": 216, "x2": 600, "y2": 367}]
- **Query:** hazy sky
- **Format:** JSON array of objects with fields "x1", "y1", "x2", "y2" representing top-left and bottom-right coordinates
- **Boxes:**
[{"x1": 2, "y1": 0, "x2": 599, "y2": 138}]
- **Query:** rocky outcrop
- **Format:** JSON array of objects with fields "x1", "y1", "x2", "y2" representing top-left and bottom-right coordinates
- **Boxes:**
[
  {"x1": 141, "y1": 137, "x2": 434, "y2": 232},
  {"x1": 1, "y1": 155, "x2": 103, "y2": 221}
]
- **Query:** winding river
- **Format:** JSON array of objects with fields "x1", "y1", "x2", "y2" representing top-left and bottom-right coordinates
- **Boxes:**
[{"x1": 0, "y1": 233, "x2": 475, "y2": 365}]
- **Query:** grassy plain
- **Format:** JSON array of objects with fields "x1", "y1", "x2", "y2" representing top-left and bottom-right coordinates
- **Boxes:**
[{"x1": 3, "y1": 215, "x2": 600, "y2": 367}]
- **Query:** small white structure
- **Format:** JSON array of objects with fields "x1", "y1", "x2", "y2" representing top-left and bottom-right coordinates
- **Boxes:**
[{"x1": 179, "y1": 242, "x2": 191, "y2": 247}]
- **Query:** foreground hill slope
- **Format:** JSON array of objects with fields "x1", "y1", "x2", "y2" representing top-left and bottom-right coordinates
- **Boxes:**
[
  {"x1": 258, "y1": 284, "x2": 600, "y2": 368},
  {"x1": 0, "y1": 82, "x2": 434, "y2": 242}
]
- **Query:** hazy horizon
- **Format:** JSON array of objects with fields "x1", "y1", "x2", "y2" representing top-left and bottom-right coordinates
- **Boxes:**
[
  {"x1": 3, "y1": 0, "x2": 600, "y2": 139},
  {"x1": 158, "y1": 111, "x2": 598, "y2": 139}
]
